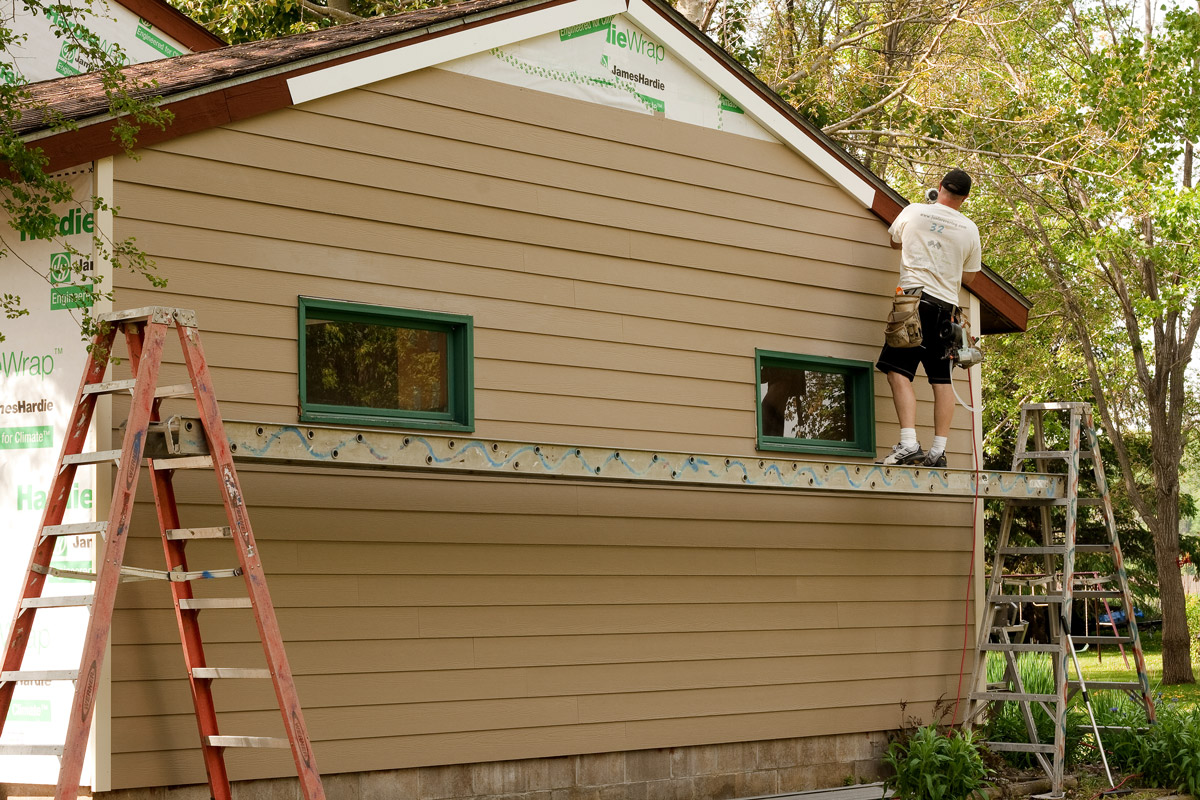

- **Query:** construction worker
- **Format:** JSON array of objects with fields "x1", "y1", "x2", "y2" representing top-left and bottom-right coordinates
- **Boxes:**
[{"x1": 875, "y1": 169, "x2": 981, "y2": 467}]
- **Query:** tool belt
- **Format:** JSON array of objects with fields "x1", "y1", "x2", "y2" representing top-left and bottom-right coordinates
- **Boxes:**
[{"x1": 885, "y1": 290, "x2": 923, "y2": 348}]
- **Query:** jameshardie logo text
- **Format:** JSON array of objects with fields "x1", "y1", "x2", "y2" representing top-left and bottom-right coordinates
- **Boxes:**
[{"x1": 48, "y1": 250, "x2": 95, "y2": 311}]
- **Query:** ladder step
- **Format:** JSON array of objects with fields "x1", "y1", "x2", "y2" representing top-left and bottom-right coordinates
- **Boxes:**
[
  {"x1": 1006, "y1": 497, "x2": 1104, "y2": 507},
  {"x1": 165, "y1": 526, "x2": 233, "y2": 540},
  {"x1": 179, "y1": 598, "x2": 252, "y2": 609},
  {"x1": 1015, "y1": 450, "x2": 1094, "y2": 460},
  {"x1": 21, "y1": 595, "x2": 94, "y2": 609},
  {"x1": 82, "y1": 378, "x2": 138, "y2": 396},
  {"x1": 989, "y1": 594, "x2": 1065, "y2": 604},
  {"x1": 983, "y1": 741, "x2": 1056, "y2": 754},
  {"x1": 1075, "y1": 590, "x2": 1124, "y2": 599},
  {"x1": 1076, "y1": 544, "x2": 1117, "y2": 553},
  {"x1": 39, "y1": 521, "x2": 108, "y2": 545},
  {"x1": 0, "y1": 744, "x2": 65, "y2": 757},
  {"x1": 62, "y1": 449, "x2": 122, "y2": 466},
  {"x1": 999, "y1": 546, "x2": 1067, "y2": 555},
  {"x1": 1, "y1": 670, "x2": 79, "y2": 682},
  {"x1": 972, "y1": 691, "x2": 1059, "y2": 703},
  {"x1": 206, "y1": 735, "x2": 290, "y2": 749},
  {"x1": 152, "y1": 455, "x2": 214, "y2": 470},
  {"x1": 1070, "y1": 681, "x2": 1146, "y2": 692},
  {"x1": 155, "y1": 383, "x2": 195, "y2": 398},
  {"x1": 192, "y1": 668, "x2": 271, "y2": 679},
  {"x1": 1073, "y1": 636, "x2": 1134, "y2": 645},
  {"x1": 981, "y1": 642, "x2": 1060, "y2": 653}
]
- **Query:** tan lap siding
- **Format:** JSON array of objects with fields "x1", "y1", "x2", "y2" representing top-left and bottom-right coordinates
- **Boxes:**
[
  {"x1": 106, "y1": 470, "x2": 972, "y2": 787},
  {"x1": 107, "y1": 66, "x2": 976, "y2": 787}
]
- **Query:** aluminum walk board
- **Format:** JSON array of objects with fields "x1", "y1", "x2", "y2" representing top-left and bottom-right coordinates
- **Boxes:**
[{"x1": 155, "y1": 418, "x2": 1064, "y2": 500}]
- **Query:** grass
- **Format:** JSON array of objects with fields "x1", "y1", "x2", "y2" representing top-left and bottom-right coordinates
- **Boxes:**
[{"x1": 1070, "y1": 629, "x2": 1200, "y2": 707}]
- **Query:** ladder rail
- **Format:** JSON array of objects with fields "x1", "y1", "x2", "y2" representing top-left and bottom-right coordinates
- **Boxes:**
[{"x1": 177, "y1": 320, "x2": 325, "y2": 798}]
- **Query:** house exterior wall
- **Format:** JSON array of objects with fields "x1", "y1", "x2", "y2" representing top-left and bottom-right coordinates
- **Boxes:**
[{"x1": 104, "y1": 66, "x2": 977, "y2": 790}]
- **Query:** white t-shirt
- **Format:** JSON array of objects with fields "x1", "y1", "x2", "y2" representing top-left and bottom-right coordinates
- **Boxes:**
[{"x1": 889, "y1": 202, "x2": 982, "y2": 306}]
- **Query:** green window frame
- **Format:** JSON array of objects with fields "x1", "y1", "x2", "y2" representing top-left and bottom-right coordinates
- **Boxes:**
[
  {"x1": 298, "y1": 297, "x2": 474, "y2": 432},
  {"x1": 755, "y1": 349, "x2": 875, "y2": 458}
]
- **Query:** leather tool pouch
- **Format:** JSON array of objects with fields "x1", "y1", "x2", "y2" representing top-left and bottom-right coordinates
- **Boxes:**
[{"x1": 885, "y1": 293, "x2": 923, "y2": 348}]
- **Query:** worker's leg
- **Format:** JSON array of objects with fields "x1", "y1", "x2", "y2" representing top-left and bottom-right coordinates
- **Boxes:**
[
  {"x1": 888, "y1": 370, "x2": 917, "y2": 430},
  {"x1": 932, "y1": 382, "x2": 955, "y2": 438}
]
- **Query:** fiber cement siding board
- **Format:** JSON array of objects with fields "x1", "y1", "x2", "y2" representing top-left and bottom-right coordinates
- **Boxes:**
[{"x1": 106, "y1": 65, "x2": 977, "y2": 787}]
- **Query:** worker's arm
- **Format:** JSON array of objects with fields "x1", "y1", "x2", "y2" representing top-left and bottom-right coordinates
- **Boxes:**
[{"x1": 962, "y1": 270, "x2": 979, "y2": 286}]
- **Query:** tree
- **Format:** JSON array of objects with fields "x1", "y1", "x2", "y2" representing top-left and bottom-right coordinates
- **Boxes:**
[{"x1": 2, "y1": 0, "x2": 172, "y2": 343}]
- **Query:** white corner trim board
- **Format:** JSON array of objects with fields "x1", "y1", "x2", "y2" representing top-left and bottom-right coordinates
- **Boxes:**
[
  {"x1": 287, "y1": 0, "x2": 627, "y2": 104},
  {"x1": 624, "y1": 0, "x2": 876, "y2": 209}
]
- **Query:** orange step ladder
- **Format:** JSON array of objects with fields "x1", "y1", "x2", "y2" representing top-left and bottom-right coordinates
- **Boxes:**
[{"x1": 0, "y1": 306, "x2": 325, "y2": 800}]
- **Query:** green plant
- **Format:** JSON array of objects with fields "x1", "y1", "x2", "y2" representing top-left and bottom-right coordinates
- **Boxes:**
[
  {"x1": 1186, "y1": 593, "x2": 1200, "y2": 664},
  {"x1": 882, "y1": 725, "x2": 991, "y2": 800},
  {"x1": 1103, "y1": 701, "x2": 1200, "y2": 796},
  {"x1": 982, "y1": 653, "x2": 1092, "y2": 768}
]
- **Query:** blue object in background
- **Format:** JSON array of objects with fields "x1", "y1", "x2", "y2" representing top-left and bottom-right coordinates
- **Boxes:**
[{"x1": 1098, "y1": 608, "x2": 1144, "y2": 625}]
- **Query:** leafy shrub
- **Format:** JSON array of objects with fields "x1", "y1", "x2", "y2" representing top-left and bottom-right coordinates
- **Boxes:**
[
  {"x1": 882, "y1": 725, "x2": 991, "y2": 800},
  {"x1": 1186, "y1": 594, "x2": 1200, "y2": 663},
  {"x1": 1103, "y1": 701, "x2": 1200, "y2": 796}
]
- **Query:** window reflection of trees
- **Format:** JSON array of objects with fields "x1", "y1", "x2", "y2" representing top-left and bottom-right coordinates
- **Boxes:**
[
  {"x1": 760, "y1": 365, "x2": 852, "y2": 441},
  {"x1": 306, "y1": 319, "x2": 449, "y2": 413}
]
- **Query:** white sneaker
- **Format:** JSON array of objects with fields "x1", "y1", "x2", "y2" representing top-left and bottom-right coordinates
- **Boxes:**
[{"x1": 876, "y1": 442, "x2": 925, "y2": 465}]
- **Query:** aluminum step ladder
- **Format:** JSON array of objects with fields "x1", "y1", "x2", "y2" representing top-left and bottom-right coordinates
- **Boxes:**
[
  {"x1": 0, "y1": 307, "x2": 325, "y2": 800},
  {"x1": 967, "y1": 402, "x2": 1154, "y2": 798}
]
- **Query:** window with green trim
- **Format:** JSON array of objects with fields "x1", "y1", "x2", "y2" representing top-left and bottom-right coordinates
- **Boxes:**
[
  {"x1": 299, "y1": 297, "x2": 474, "y2": 432},
  {"x1": 755, "y1": 350, "x2": 875, "y2": 458}
]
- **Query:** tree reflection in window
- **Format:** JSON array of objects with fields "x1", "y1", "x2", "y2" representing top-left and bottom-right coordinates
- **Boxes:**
[
  {"x1": 759, "y1": 364, "x2": 853, "y2": 442},
  {"x1": 305, "y1": 319, "x2": 449, "y2": 413}
]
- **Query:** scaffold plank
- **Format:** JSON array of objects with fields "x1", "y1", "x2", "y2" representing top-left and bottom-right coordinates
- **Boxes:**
[{"x1": 154, "y1": 418, "x2": 1064, "y2": 500}]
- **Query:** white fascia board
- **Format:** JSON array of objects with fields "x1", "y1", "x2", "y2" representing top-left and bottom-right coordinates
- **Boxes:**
[
  {"x1": 625, "y1": 0, "x2": 876, "y2": 208},
  {"x1": 288, "y1": 0, "x2": 627, "y2": 104}
]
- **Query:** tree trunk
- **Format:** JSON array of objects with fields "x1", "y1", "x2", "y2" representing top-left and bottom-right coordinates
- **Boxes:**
[
  {"x1": 676, "y1": 0, "x2": 707, "y2": 27},
  {"x1": 1152, "y1": 446, "x2": 1197, "y2": 684}
]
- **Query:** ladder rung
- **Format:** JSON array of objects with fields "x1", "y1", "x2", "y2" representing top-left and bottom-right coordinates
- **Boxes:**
[
  {"x1": 192, "y1": 668, "x2": 271, "y2": 679},
  {"x1": 1016, "y1": 450, "x2": 1093, "y2": 460},
  {"x1": 21, "y1": 595, "x2": 94, "y2": 609},
  {"x1": 0, "y1": 744, "x2": 65, "y2": 756},
  {"x1": 1075, "y1": 590, "x2": 1124, "y2": 599},
  {"x1": 1006, "y1": 497, "x2": 1104, "y2": 507},
  {"x1": 40, "y1": 521, "x2": 108, "y2": 545},
  {"x1": 1070, "y1": 681, "x2": 1146, "y2": 692},
  {"x1": 156, "y1": 383, "x2": 195, "y2": 398},
  {"x1": 165, "y1": 526, "x2": 233, "y2": 540},
  {"x1": 1, "y1": 669, "x2": 79, "y2": 682},
  {"x1": 990, "y1": 594, "x2": 1065, "y2": 604},
  {"x1": 179, "y1": 598, "x2": 251, "y2": 609},
  {"x1": 972, "y1": 691, "x2": 1059, "y2": 703},
  {"x1": 999, "y1": 546, "x2": 1067, "y2": 555},
  {"x1": 1073, "y1": 636, "x2": 1134, "y2": 645},
  {"x1": 981, "y1": 643, "x2": 1060, "y2": 653},
  {"x1": 1076, "y1": 544, "x2": 1116, "y2": 553},
  {"x1": 82, "y1": 378, "x2": 137, "y2": 395},
  {"x1": 206, "y1": 735, "x2": 290, "y2": 749},
  {"x1": 62, "y1": 450, "x2": 122, "y2": 466},
  {"x1": 152, "y1": 455, "x2": 214, "y2": 470},
  {"x1": 983, "y1": 741, "x2": 1056, "y2": 754},
  {"x1": 1022, "y1": 402, "x2": 1091, "y2": 410}
]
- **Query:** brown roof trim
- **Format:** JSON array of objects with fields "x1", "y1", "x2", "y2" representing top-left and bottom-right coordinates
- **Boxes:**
[
  {"x1": 971, "y1": 271, "x2": 1029, "y2": 334},
  {"x1": 114, "y1": 0, "x2": 226, "y2": 51}
]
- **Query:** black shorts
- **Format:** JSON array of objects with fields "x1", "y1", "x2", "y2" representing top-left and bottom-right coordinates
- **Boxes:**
[{"x1": 876, "y1": 293, "x2": 956, "y2": 385}]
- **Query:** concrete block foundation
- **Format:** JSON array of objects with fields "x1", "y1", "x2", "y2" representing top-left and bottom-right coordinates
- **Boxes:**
[{"x1": 1, "y1": 732, "x2": 891, "y2": 800}]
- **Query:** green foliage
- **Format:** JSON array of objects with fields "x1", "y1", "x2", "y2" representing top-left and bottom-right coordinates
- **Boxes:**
[
  {"x1": 881, "y1": 726, "x2": 991, "y2": 800},
  {"x1": 167, "y1": 0, "x2": 461, "y2": 45},
  {"x1": 1187, "y1": 594, "x2": 1200, "y2": 664},
  {"x1": 1103, "y1": 701, "x2": 1200, "y2": 796},
  {"x1": 982, "y1": 653, "x2": 1093, "y2": 768}
]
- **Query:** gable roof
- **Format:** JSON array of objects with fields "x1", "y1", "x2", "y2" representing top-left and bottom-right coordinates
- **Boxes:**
[{"x1": 13, "y1": 0, "x2": 1029, "y2": 333}]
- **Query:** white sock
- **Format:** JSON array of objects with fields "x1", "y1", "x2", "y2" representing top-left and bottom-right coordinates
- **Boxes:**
[
  {"x1": 900, "y1": 428, "x2": 918, "y2": 448},
  {"x1": 930, "y1": 435, "x2": 947, "y2": 455}
]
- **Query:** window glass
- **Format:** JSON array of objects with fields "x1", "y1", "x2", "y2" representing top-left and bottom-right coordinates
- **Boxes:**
[
  {"x1": 759, "y1": 365, "x2": 853, "y2": 442},
  {"x1": 305, "y1": 320, "x2": 449, "y2": 413}
]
